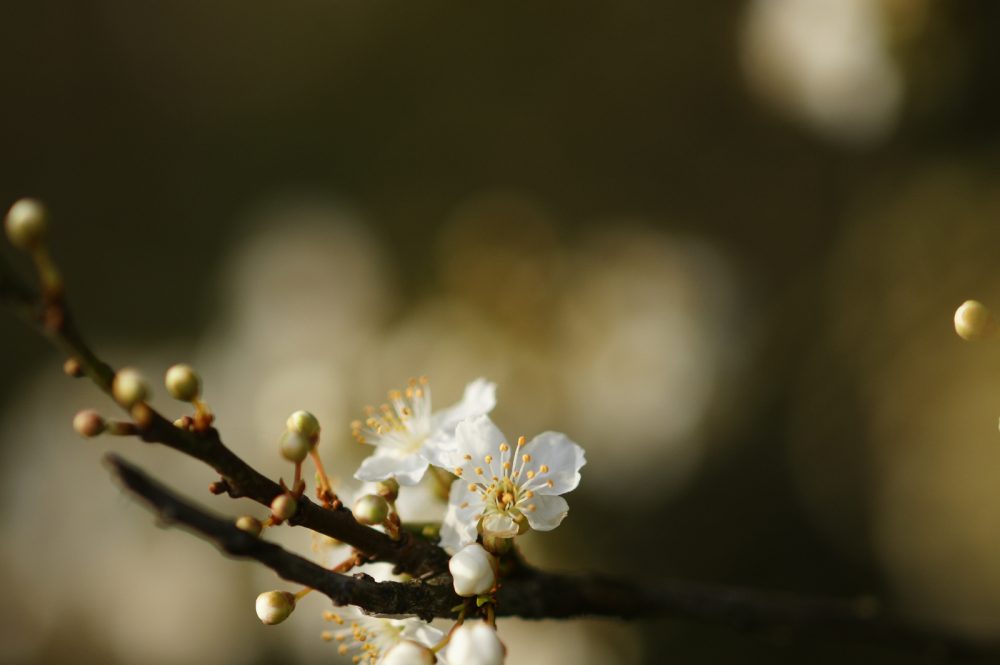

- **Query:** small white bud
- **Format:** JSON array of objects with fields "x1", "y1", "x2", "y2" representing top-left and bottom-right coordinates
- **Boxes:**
[
  {"x1": 4, "y1": 198, "x2": 48, "y2": 249},
  {"x1": 353, "y1": 494, "x2": 390, "y2": 526},
  {"x1": 955, "y1": 300, "x2": 996, "y2": 341},
  {"x1": 270, "y1": 493, "x2": 298, "y2": 521},
  {"x1": 279, "y1": 430, "x2": 313, "y2": 463},
  {"x1": 449, "y1": 543, "x2": 497, "y2": 597},
  {"x1": 235, "y1": 515, "x2": 263, "y2": 536},
  {"x1": 255, "y1": 590, "x2": 296, "y2": 625},
  {"x1": 381, "y1": 640, "x2": 437, "y2": 665},
  {"x1": 112, "y1": 368, "x2": 149, "y2": 408},
  {"x1": 164, "y1": 363, "x2": 201, "y2": 401},
  {"x1": 72, "y1": 409, "x2": 106, "y2": 438},
  {"x1": 446, "y1": 622, "x2": 505, "y2": 665},
  {"x1": 286, "y1": 410, "x2": 320, "y2": 439}
]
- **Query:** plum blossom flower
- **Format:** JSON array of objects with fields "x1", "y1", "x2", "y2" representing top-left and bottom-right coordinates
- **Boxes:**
[
  {"x1": 353, "y1": 377, "x2": 496, "y2": 485},
  {"x1": 437, "y1": 415, "x2": 586, "y2": 552},
  {"x1": 322, "y1": 605, "x2": 443, "y2": 665}
]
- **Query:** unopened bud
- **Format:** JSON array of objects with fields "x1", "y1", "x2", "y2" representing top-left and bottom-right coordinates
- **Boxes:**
[
  {"x1": 955, "y1": 300, "x2": 996, "y2": 341},
  {"x1": 255, "y1": 590, "x2": 296, "y2": 625},
  {"x1": 353, "y1": 494, "x2": 390, "y2": 526},
  {"x1": 449, "y1": 543, "x2": 498, "y2": 597},
  {"x1": 376, "y1": 478, "x2": 400, "y2": 502},
  {"x1": 164, "y1": 363, "x2": 201, "y2": 402},
  {"x1": 270, "y1": 493, "x2": 298, "y2": 521},
  {"x1": 112, "y1": 368, "x2": 149, "y2": 408},
  {"x1": 286, "y1": 410, "x2": 320, "y2": 439},
  {"x1": 73, "y1": 410, "x2": 106, "y2": 438},
  {"x1": 235, "y1": 515, "x2": 263, "y2": 536},
  {"x1": 4, "y1": 198, "x2": 48, "y2": 250},
  {"x1": 382, "y1": 640, "x2": 437, "y2": 665},
  {"x1": 63, "y1": 357, "x2": 84, "y2": 378},
  {"x1": 279, "y1": 430, "x2": 312, "y2": 463},
  {"x1": 446, "y1": 622, "x2": 506, "y2": 665}
]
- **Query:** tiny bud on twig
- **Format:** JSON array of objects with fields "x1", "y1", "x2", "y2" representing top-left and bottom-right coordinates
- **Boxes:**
[
  {"x1": 270, "y1": 493, "x2": 298, "y2": 522},
  {"x1": 235, "y1": 515, "x2": 263, "y2": 536},
  {"x1": 279, "y1": 431, "x2": 312, "y2": 463},
  {"x1": 255, "y1": 590, "x2": 296, "y2": 625},
  {"x1": 63, "y1": 357, "x2": 84, "y2": 378},
  {"x1": 353, "y1": 494, "x2": 390, "y2": 526},
  {"x1": 4, "y1": 198, "x2": 48, "y2": 250},
  {"x1": 112, "y1": 368, "x2": 149, "y2": 408},
  {"x1": 376, "y1": 478, "x2": 400, "y2": 503},
  {"x1": 286, "y1": 410, "x2": 320, "y2": 439},
  {"x1": 72, "y1": 409, "x2": 106, "y2": 438},
  {"x1": 164, "y1": 363, "x2": 201, "y2": 402}
]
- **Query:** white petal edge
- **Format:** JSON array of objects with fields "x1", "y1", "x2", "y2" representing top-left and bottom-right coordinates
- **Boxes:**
[
  {"x1": 523, "y1": 431, "x2": 586, "y2": 495},
  {"x1": 431, "y1": 378, "x2": 497, "y2": 433},
  {"x1": 524, "y1": 494, "x2": 569, "y2": 531},
  {"x1": 354, "y1": 452, "x2": 429, "y2": 486}
]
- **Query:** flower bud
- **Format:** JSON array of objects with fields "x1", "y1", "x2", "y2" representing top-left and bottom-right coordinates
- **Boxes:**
[
  {"x1": 353, "y1": 494, "x2": 390, "y2": 526},
  {"x1": 270, "y1": 493, "x2": 298, "y2": 521},
  {"x1": 164, "y1": 363, "x2": 201, "y2": 402},
  {"x1": 955, "y1": 300, "x2": 996, "y2": 341},
  {"x1": 255, "y1": 590, "x2": 296, "y2": 625},
  {"x1": 376, "y1": 478, "x2": 400, "y2": 502},
  {"x1": 449, "y1": 543, "x2": 497, "y2": 597},
  {"x1": 112, "y1": 368, "x2": 149, "y2": 408},
  {"x1": 279, "y1": 430, "x2": 312, "y2": 463},
  {"x1": 446, "y1": 622, "x2": 505, "y2": 665},
  {"x1": 286, "y1": 410, "x2": 320, "y2": 439},
  {"x1": 4, "y1": 198, "x2": 48, "y2": 249},
  {"x1": 73, "y1": 409, "x2": 106, "y2": 438},
  {"x1": 63, "y1": 357, "x2": 84, "y2": 378},
  {"x1": 382, "y1": 640, "x2": 437, "y2": 665},
  {"x1": 235, "y1": 515, "x2": 263, "y2": 536}
]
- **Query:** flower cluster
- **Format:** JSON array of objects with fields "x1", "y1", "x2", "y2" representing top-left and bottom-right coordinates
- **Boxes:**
[{"x1": 250, "y1": 378, "x2": 585, "y2": 665}]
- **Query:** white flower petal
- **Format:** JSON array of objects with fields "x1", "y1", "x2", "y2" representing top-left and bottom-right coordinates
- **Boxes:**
[
  {"x1": 354, "y1": 452, "x2": 428, "y2": 486},
  {"x1": 453, "y1": 415, "x2": 508, "y2": 466},
  {"x1": 440, "y1": 479, "x2": 481, "y2": 552},
  {"x1": 523, "y1": 431, "x2": 586, "y2": 495},
  {"x1": 432, "y1": 378, "x2": 497, "y2": 434},
  {"x1": 524, "y1": 494, "x2": 569, "y2": 531},
  {"x1": 481, "y1": 513, "x2": 519, "y2": 539}
]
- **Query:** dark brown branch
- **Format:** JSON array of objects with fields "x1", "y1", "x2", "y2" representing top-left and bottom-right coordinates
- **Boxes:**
[
  {"x1": 110, "y1": 454, "x2": 1000, "y2": 662},
  {"x1": 0, "y1": 258, "x2": 447, "y2": 576}
]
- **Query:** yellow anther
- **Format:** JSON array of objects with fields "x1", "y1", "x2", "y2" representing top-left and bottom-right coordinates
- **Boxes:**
[
  {"x1": 547, "y1": 479, "x2": 554, "y2": 488},
  {"x1": 539, "y1": 464, "x2": 549, "y2": 473},
  {"x1": 484, "y1": 455, "x2": 493, "y2": 464},
  {"x1": 517, "y1": 435, "x2": 526, "y2": 447},
  {"x1": 388, "y1": 390, "x2": 402, "y2": 401},
  {"x1": 526, "y1": 504, "x2": 536, "y2": 512},
  {"x1": 339, "y1": 645, "x2": 349, "y2": 655},
  {"x1": 468, "y1": 483, "x2": 478, "y2": 492},
  {"x1": 321, "y1": 631, "x2": 333, "y2": 642},
  {"x1": 502, "y1": 461, "x2": 511, "y2": 470},
  {"x1": 522, "y1": 454, "x2": 532, "y2": 463},
  {"x1": 454, "y1": 467, "x2": 464, "y2": 476},
  {"x1": 463, "y1": 454, "x2": 472, "y2": 461},
  {"x1": 475, "y1": 467, "x2": 484, "y2": 475},
  {"x1": 526, "y1": 470, "x2": 536, "y2": 479},
  {"x1": 524, "y1": 490, "x2": 534, "y2": 498},
  {"x1": 499, "y1": 443, "x2": 509, "y2": 452}
]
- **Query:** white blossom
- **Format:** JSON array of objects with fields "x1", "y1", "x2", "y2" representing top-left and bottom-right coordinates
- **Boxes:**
[
  {"x1": 446, "y1": 622, "x2": 505, "y2": 665},
  {"x1": 353, "y1": 378, "x2": 496, "y2": 485},
  {"x1": 449, "y1": 543, "x2": 497, "y2": 597},
  {"x1": 437, "y1": 415, "x2": 585, "y2": 552},
  {"x1": 322, "y1": 605, "x2": 443, "y2": 665},
  {"x1": 381, "y1": 640, "x2": 437, "y2": 665}
]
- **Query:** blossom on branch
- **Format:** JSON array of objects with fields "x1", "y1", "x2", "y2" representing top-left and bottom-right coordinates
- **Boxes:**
[
  {"x1": 437, "y1": 414, "x2": 586, "y2": 552},
  {"x1": 352, "y1": 378, "x2": 496, "y2": 485},
  {"x1": 322, "y1": 605, "x2": 443, "y2": 665}
]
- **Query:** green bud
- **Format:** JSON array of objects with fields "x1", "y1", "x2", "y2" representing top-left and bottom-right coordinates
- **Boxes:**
[
  {"x1": 279, "y1": 430, "x2": 312, "y2": 463},
  {"x1": 353, "y1": 494, "x2": 390, "y2": 526},
  {"x1": 255, "y1": 590, "x2": 295, "y2": 625},
  {"x1": 164, "y1": 363, "x2": 201, "y2": 402},
  {"x1": 270, "y1": 493, "x2": 298, "y2": 521},
  {"x1": 235, "y1": 515, "x2": 263, "y2": 536},
  {"x1": 286, "y1": 410, "x2": 320, "y2": 439},
  {"x1": 72, "y1": 409, "x2": 106, "y2": 438},
  {"x1": 112, "y1": 368, "x2": 149, "y2": 408},
  {"x1": 4, "y1": 198, "x2": 48, "y2": 250}
]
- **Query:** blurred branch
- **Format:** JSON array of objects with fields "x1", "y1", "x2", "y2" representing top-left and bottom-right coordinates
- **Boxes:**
[
  {"x1": 111, "y1": 454, "x2": 1000, "y2": 660},
  {"x1": 0, "y1": 252, "x2": 447, "y2": 577}
]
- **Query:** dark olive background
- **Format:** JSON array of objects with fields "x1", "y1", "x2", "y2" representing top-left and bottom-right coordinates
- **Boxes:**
[{"x1": 3, "y1": 2, "x2": 1000, "y2": 664}]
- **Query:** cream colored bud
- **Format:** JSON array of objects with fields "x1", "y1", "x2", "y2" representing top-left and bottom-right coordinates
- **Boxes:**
[
  {"x1": 112, "y1": 368, "x2": 149, "y2": 407},
  {"x1": 73, "y1": 409, "x2": 106, "y2": 438},
  {"x1": 4, "y1": 198, "x2": 48, "y2": 249},
  {"x1": 164, "y1": 364, "x2": 201, "y2": 401},
  {"x1": 449, "y1": 543, "x2": 497, "y2": 597},
  {"x1": 955, "y1": 300, "x2": 996, "y2": 341},
  {"x1": 286, "y1": 410, "x2": 320, "y2": 439},
  {"x1": 382, "y1": 640, "x2": 437, "y2": 665},
  {"x1": 270, "y1": 493, "x2": 298, "y2": 521},
  {"x1": 376, "y1": 478, "x2": 400, "y2": 502},
  {"x1": 255, "y1": 590, "x2": 296, "y2": 625},
  {"x1": 446, "y1": 622, "x2": 506, "y2": 665},
  {"x1": 279, "y1": 430, "x2": 312, "y2": 463},
  {"x1": 235, "y1": 515, "x2": 263, "y2": 536},
  {"x1": 353, "y1": 494, "x2": 390, "y2": 526}
]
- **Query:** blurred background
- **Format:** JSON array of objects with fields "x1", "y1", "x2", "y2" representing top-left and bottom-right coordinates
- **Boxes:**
[{"x1": 2, "y1": 1, "x2": 1000, "y2": 663}]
